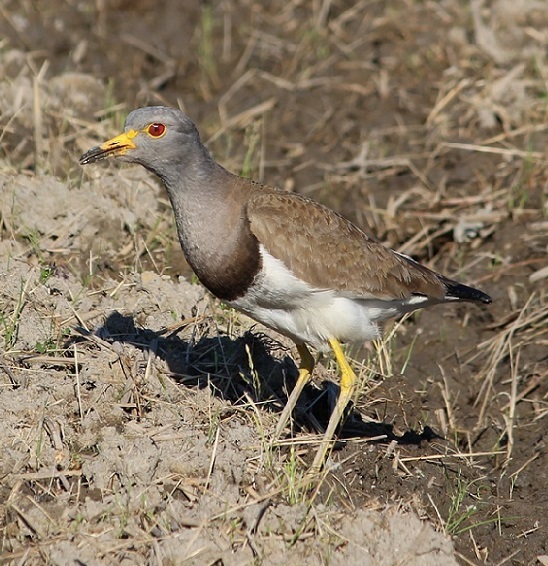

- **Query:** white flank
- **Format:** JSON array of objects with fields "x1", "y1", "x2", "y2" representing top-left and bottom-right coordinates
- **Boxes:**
[{"x1": 229, "y1": 246, "x2": 441, "y2": 352}]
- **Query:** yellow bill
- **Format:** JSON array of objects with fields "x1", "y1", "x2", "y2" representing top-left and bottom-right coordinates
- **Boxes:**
[{"x1": 79, "y1": 130, "x2": 138, "y2": 164}]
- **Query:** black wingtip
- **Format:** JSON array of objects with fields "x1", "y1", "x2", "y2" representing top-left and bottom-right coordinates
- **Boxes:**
[{"x1": 445, "y1": 280, "x2": 492, "y2": 304}]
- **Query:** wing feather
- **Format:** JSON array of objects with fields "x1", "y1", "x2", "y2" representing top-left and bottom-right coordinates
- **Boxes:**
[{"x1": 246, "y1": 189, "x2": 446, "y2": 300}]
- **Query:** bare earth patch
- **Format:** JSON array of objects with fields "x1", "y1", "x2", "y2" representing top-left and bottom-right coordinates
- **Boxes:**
[
  {"x1": 0, "y1": 214, "x2": 458, "y2": 565},
  {"x1": 0, "y1": 1, "x2": 546, "y2": 564}
]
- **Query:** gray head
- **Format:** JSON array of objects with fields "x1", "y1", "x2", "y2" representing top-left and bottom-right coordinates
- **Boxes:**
[{"x1": 80, "y1": 106, "x2": 208, "y2": 179}]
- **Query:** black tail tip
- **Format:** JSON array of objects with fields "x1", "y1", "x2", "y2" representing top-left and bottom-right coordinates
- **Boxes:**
[{"x1": 445, "y1": 281, "x2": 492, "y2": 304}]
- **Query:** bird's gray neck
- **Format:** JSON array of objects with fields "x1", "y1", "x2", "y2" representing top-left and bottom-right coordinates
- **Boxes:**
[
  {"x1": 159, "y1": 146, "x2": 235, "y2": 238},
  {"x1": 154, "y1": 142, "x2": 219, "y2": 195},
  {"x1": 155, "y1": 145, "x2": 261, "y2": 301}
]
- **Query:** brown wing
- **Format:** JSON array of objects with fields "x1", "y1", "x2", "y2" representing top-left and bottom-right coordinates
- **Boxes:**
[{"x1": 246, "y1": 189, "x2": 446, "y2": 300}]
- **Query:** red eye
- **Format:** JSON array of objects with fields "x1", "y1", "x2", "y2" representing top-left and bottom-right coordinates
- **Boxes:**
[{"x1": 147, "y1": 123, "x2": 166, "y2": 137}]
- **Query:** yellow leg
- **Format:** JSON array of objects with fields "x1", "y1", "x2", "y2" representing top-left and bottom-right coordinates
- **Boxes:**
[
  {"x1": 274, "y1": 343, "x2": 315, "y2": 439},
  {"x1": 310, "y1": 338, "x2": 357, "y2": 473}
]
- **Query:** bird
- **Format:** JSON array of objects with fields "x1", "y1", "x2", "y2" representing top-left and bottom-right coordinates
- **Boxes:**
[{"x1": 80, "y1": 106, "x2": 492, "y2": 472}]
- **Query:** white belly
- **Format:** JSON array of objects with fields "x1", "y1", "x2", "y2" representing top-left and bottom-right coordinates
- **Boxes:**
[{"x1": 229, "y1": 247, "x2": 402, "y2": 352}]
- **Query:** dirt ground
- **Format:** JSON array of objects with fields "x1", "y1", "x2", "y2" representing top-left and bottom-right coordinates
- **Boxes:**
[{"x1": 0, "y1": 1, "x2": 546, "y2": 564}]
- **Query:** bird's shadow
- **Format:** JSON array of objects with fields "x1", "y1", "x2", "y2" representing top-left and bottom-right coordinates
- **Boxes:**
[{"x1": 72, "y1": 311, "x2": 441, "y2": 449}]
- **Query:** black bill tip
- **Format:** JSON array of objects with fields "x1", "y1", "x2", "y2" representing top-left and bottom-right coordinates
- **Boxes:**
[{"x1": 79, "y1": 146, "x2": 107, "y2": 165}]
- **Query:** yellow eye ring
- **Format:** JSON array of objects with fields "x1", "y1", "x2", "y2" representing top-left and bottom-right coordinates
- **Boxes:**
[{"x1": 146, "y1": 123, "x2": 166, "y2": 138}]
